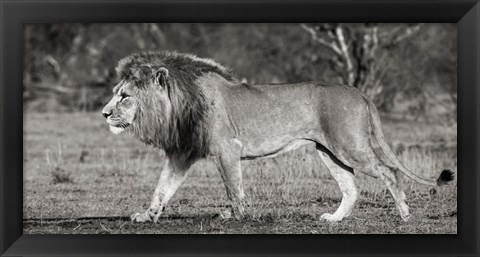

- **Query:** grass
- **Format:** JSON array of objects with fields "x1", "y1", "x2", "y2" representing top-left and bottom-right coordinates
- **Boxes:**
[{"x1": 23, "y1": 112, "x2": 457, "y2": 234}]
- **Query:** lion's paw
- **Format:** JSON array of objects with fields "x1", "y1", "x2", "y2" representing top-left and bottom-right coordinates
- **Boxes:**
[
  {"x1": 398, "y1": 203, "x2": 411, "y2": 222},
  {"x1": 400, "y1": 213, "x2": 411, "y2": 222},
  {"x1": 130, "y1": 212, "x2": 152, "y2": 223},
  {"x1": 215, "y1": 208, "x2": 245, "y2": 221},
  {"x1": 219, "y1": 209, "x2": 233, "y2": 219},
  {"x1": 320, "y1": 213, "x2": 343, "y2": 222}
]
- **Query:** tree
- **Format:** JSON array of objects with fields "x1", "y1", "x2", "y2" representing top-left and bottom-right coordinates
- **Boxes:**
[{"x1": 301, "y1": 23, "x2": 423, "y2": 103}]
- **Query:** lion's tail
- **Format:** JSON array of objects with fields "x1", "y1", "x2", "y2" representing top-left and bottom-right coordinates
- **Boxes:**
[{"x1": 366, "y1": 97, "x2": 454, "y2": 186}]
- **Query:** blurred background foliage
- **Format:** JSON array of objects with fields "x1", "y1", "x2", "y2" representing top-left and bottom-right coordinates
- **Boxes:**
[{"x1": 23, "y1": 23, "x2": 456, "y2": 123}]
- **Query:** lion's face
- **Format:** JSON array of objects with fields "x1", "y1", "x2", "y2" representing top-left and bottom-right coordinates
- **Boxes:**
[
  {"x1": 102, "y1": 65, "x2": 171, "y2": 135},
  {"x1": 102, "y1": 80, "x2": 140, "y2": 134}
]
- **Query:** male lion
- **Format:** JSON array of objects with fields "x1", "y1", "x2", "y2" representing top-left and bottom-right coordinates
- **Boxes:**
[{"x1": 102, "y1": 51, "x2": 454, "y2": 223}]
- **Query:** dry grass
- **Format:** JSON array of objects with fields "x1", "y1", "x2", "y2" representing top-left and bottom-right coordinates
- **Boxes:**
[{"x1": 23, "y1": 112, "x2": 457, "y2": 234}]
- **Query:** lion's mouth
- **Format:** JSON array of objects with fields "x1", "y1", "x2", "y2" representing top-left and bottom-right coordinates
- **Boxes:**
[
  {"x1": 109, "y1": 124, "x2": 131, "y2": 135},
  {"x1": 107, "y1": 119, "x2": 131, "y2": 135}
]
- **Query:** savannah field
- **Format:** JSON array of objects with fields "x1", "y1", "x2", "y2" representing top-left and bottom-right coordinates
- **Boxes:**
[{"x1": 23, "y1": 112, "x2": 457, "y2": 234}]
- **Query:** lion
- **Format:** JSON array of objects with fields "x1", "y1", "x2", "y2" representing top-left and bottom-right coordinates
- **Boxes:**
[{"x1": 102, "y1": 51, "x2": 454, "y2": 223}]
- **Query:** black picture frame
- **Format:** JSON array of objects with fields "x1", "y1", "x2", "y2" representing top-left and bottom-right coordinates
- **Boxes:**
[{"x1": 1, "y1": 0, "x2": 478, "y2": 256}]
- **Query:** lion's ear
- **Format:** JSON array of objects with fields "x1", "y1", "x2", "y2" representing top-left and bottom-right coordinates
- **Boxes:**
[{"x1": 154, "y1": 67, "x2": 169, "y2": 87}]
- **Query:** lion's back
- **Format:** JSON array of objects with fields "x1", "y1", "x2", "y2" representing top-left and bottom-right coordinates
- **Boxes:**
[
  {"x1": 221, "y1": 81, "x2": 368, "y2": 140},
  {"x1": 222, "y1": 82, "x2": 319, "y2": 139}
]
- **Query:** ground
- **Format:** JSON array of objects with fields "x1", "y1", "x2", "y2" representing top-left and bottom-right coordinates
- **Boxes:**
[{"x1": 23, "y1": 112, "x2": 457, "y2": 234}]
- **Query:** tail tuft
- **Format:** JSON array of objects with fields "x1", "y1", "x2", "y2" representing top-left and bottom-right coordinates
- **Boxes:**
[{"x1": 437, "y1": 169, "x2": 455, "y2": 186}]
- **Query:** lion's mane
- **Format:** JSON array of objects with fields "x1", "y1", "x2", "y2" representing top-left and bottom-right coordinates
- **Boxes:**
[{"x1": 117, "y1": 51, "x2": 236, "y2": 165}]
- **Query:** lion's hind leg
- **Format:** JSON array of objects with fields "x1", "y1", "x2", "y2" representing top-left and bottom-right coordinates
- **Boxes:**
[
  {"x1": 342, "y1": 148, "x2": 411, "y2": 222},
  {"x1": 375, "y1": 163, "x2": 410, "y2": 221},
  {"x1": 317, "y1": 149, "x2": 359, "y2": 222}
]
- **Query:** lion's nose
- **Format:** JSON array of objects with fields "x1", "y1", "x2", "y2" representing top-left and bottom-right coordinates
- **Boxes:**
[{"x1": 102, "y1": 111, "x2": 112, "y2": 118}]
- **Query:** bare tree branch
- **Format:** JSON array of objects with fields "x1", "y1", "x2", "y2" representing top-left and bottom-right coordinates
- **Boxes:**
[
  {"x1": 390, "y1": 24, "x2": 424, "y2": 47},
  {"x1": 301, "y1": 24, "x2": 341, "y2": 55},
  {"x1": 370, "y1": 26, "x2": 379, "y2": 59},
  {"x1": 334, "y1": 26, "x2": 355, "y2": 86}
]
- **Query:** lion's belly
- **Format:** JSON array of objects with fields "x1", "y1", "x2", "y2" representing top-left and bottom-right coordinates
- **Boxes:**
[{"x1": 239, "y1": 134, "x2": 318, "y2": 160}]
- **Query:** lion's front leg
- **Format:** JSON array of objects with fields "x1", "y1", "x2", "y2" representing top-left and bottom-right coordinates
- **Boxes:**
[
  {"x1": 131, "y1": 157, "x2": 189, "y2": 223},
  {"x1": 214, "y1": 140, "x2": 246, "y2": 220}
]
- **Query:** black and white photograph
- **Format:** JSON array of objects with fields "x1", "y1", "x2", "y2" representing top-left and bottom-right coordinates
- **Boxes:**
[{"x1": 23, "y1": 23, "x2": 457, "y2": 234}]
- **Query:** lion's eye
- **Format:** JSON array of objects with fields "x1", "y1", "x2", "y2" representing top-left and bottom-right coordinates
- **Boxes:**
[{"x1": 120, "y1": 93, "x2": 129, "y2": 100}]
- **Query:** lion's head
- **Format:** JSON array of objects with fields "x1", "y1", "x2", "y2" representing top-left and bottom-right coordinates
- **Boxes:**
[
  {"x1": 101, "y1": 64, "x2": 170, "y2": 135},
  {"x1": 102, "y1": 51, "x2": 235, "y2": 163}
]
